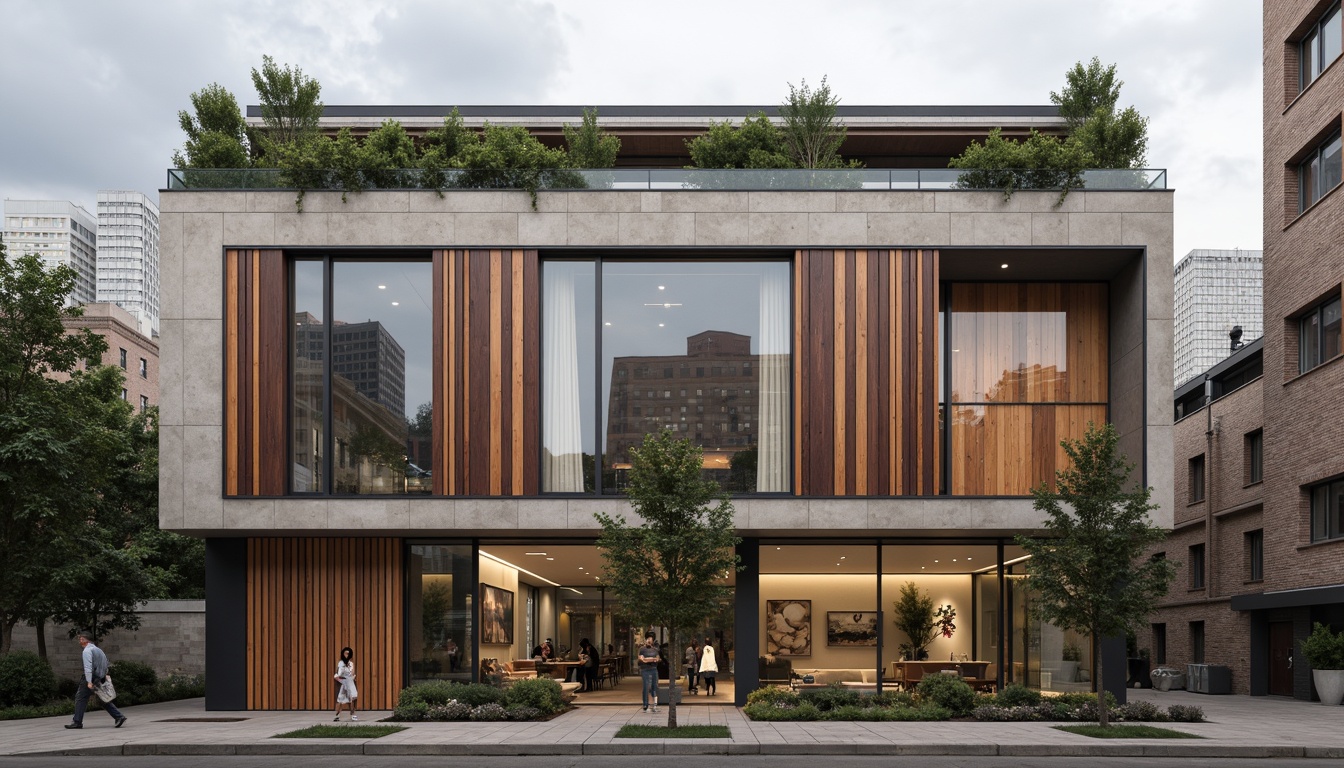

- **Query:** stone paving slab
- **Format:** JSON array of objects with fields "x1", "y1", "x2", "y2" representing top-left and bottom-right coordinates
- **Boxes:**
[{"x1": 4, "y1": 690, "x2": 1344, "y2": 759}]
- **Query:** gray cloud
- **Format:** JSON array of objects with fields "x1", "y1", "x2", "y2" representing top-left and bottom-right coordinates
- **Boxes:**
[{"x1": 1, "y1": 0, "x2": 1260, "y2": 258}]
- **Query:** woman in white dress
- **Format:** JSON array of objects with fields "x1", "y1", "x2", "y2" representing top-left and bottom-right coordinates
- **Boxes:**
[
  {"x1": 334, "y1": 646, "x2": 359, "y2": 721},
  {"x1": 699, "y1": 636, "x2": 718, "y2": 696}
]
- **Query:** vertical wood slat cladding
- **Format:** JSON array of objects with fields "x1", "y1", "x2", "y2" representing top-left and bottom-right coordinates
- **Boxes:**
[
  {"x1": 795, "y1": 249, "x2": 939, "y2": 496},
  {"x1": 432, "y1": 250, "x2": 539, "y2": 495},
  {"x1": 247, "y1": 538, "x2": 403, "y2": 710},
  {"x1": 224, "y1": 249, "x2": 286, "y2": 496}
]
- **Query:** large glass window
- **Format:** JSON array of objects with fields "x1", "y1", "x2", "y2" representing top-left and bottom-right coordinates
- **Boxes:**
[
  {"x1": 946, "y1": 283, "x2": 1109, "y2": 495},
  {"x1": 1300, "y1": 2, "x2": 1342, "y2": 92},
  {"x1": 408, "y1": 543, "x2": 474, "y2": 684},
  {"x1": 1299, "y1": 295, "x2": 1342, "y2": 373},
  {"x1": 542, "y1": 259, "x2": 791, "y2": 495},
  {"x1": 290, "y1": 257, "x2": 433, "y2": 494}
]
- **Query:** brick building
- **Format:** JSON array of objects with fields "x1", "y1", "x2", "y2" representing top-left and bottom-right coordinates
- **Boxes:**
[
  {"x1": 1173, "y1": 1, "x2": 1344, "y2": 701},
  {"x1": 58, "y1": 301, "x2": 159, "y2": 411}
]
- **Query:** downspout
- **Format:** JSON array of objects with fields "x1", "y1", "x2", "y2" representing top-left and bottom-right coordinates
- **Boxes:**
[{"x1": 1204, "y1": 376, "x2": 1216, "y2": 600}]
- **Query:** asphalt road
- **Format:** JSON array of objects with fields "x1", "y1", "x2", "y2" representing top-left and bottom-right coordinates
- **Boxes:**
[{"x1": 0, "y1": 757, "x2": 1328, "y2": 768}]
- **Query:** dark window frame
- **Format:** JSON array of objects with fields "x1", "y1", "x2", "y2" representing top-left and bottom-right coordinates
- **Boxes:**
[
  {"x1": 1246, "y1": 529, "x2": 1264, "y2": 582},
  {"x1": 1152, "y1": 622, "x2": 1167, "y2": 664},
  {"x1": 1298, "y1": 130, "x2": 1342, "y2": 213},
  {"x1": 1246, "y1": 429, "x2": 1264, "y2": 485},
  {"x1": 1190, "y1": 621, "x2": 1206, "y2": 664},
  {"x1": 1189, "y1": 543, "x2": 1206, "y2": 590},
  {"x1": 1189, "y1": 454, "x2": 1206, "y2": 503},
  {"x1": 1298, "y1": 293, "x2": 1342, "y2": 373},
  {"x1": 118, "y1": 348, "x2": 127, "y2": 369},
  {"x1": 1300, "y1": 1, "x2": 1343, "y2": 92},
  {"x1": 1310, "y1": 478, "x2": 1344, "y2": 542}
]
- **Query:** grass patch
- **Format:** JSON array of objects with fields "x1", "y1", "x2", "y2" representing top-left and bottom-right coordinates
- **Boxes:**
[
  {"x1": 615, "y1": 724, "x2": 731, "y2": 739},
  {"x1": 274, "y1": 724, "x2": 408, "y2": 739},
  {"x1": 1055, "y1": 724, "x2": 1202, "y2": 739}
]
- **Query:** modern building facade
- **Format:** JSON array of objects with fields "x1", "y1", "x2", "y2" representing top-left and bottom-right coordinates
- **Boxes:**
[
  {"x1": 160, "y1": 105, "x2": 1174, "y2": 711},
  {"x1": 96, "y1": 190, "x2": 161, "y2": 336},
  {"x1": 1223, "y1": 1, "x2": 1344, "y2": 700},
  {"x1": 1173, "y1": 248, "x2": 1263, "y2": 386},
  {"x1": 3, "y1": 198, "x2": 98, "y2": 305}
]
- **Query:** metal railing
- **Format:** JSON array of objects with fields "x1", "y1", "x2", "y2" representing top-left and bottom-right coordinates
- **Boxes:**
[{"x1": 166, "y1": 167, "x2": 1168, "y2": 192}]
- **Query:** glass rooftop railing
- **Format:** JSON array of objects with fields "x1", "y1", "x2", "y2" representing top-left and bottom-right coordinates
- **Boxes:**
[{"x1": 166, "y1": 167, "x2": 1168, "y2": 192}]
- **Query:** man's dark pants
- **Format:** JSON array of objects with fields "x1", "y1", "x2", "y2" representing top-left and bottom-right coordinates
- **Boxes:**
[{"x1": 73, "y1": 681, "x2": 124, "y2": 724}]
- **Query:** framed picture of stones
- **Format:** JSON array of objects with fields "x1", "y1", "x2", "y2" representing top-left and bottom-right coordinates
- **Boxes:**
[
  {"x1": 766, "y1": 599, "x2": 812, "y2": 656},
  {"x1": 826, "y1": 611, "x2": 879, "y2": 646}
]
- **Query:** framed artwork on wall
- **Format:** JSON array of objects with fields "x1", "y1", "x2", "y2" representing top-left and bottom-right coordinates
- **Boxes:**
[
  {"x1": 826, "y1": 611, "x2": 879, "y2": 646},
  {"x1": 481, "y1": 584, "x2": 514, "y2": 645},
  {"x1": 766, "y1": 599, "x2": 812, "y2": 656}
]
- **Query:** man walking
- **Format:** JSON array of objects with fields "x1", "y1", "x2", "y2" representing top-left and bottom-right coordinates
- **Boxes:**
[
  {"x1": 66, "y1": 630, "x2": 126, "y2": 729},
  {"x1": 637, "y1": 631, "x2": 661, "y2": 714}
]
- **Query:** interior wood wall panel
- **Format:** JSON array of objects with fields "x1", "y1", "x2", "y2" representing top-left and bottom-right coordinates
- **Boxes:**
[
  {"x1": 432, "y1": 249, "x2": 539, "y2": 496},
  {"x1": 246, "y1": 537, "x2": 403, "y2": 711},
  {"x1": 795, "y1": 249, "x2": 939, "y2": 496},
  {"x1": 947, "y1": 282, "x2": 1109, "y2": 496},
  {"x1": 224, "y1": 249, "x2": 286, "y2": 496}
]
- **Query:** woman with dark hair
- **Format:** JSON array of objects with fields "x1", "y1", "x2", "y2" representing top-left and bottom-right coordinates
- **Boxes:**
[
  {"x1": 578, "y1": 638, "x2": 601, "y2": 692},
  {"x1": 333, "y1": 647, "x2": 359, "y2": 721}
]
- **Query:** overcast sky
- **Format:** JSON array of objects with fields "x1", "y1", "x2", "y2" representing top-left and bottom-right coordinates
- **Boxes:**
[{"x1": 0, "y1": 0, "x2": 1261, "y2": 260}]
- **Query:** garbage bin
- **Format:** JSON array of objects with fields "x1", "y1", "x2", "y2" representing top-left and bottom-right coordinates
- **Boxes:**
[
  {"x1": 1186, "y1": 663, "x2": 1232, "y2": 694},
  {"x1": 656, "y1": 684, "x2": 683, "y2": 705},
  {"x1": 1151, "y1": 667, "x2": 1184, "y2": 691}
]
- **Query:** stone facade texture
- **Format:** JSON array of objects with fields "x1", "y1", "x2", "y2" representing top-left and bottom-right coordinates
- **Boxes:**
[{"x1": 8, "y1": 601, "x2": 205, "y2": 680}]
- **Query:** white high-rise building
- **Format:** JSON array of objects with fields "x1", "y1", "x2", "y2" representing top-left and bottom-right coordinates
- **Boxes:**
[
  {"x1": 2, "y1": 199, "x2": 98, "y2": 305},
  {"x1": 1173, "y1": 248, "x2": 1263, "y2": 387},
  {"x1": 96, "y1": 191, "x2": 160, "y2": 336}
]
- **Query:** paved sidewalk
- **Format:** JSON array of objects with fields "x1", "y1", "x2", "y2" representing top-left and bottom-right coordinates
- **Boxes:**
[{"x1": 3, "y1": 689, "x2": 1342, "y2": 758}]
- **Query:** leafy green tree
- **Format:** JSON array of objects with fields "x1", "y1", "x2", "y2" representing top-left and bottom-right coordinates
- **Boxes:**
[
  {"x1": 360, "y1": 119, "x2": 419, "y2": 188},
  {"x1": 563, "y1": 108, "x2": 621, "y2": 168},
  {"x1": 1051, "y1": 58, "x2": 1148, "y2": 169},
  {"x1": 686, "y1": 112, "x2": 794, "y2": 169},
  {"x1": 779, "y1": 76, "x2": 855, "y2": 169},
  {"x1": 0, "y1": 240, "x2": 114, "y2": 655},
  {"x1": 1015, "y1": 422, "x2": 1174, "y2": 727},
  {"x1": 949, "y1": 128, "x2": 1092, "y2": 204},
  {"x1": 171, "y1": 83, "x2": 250, "y2": 169},
  {"x1": 250, "y1": 55, "x2": 324, "y2": 150},
  {"x1": 452, "y1": 123, "x2": 585, "y2": 205},
  {"x1": 595, "y1": 429, "x2": 740, "y2": 728}
]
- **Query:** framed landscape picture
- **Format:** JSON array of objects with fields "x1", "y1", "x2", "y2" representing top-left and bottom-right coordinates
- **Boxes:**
[
  {"x1": 766, "y1": 599, "x2": 812, "y2": 656},
  {"x1": 480, "y1": 584, "x2": 514, "y2": 645},
  {"x1": 827, "y1": 611, "x2": 879, "y2": 646}
]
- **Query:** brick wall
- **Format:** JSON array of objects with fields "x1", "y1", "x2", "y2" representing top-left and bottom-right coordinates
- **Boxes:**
[
  {"x1": 1263, "y1": 0, "x2": 1344, "y2": 594},
  {"x1": 8, "y1": 601, "x2": 204, "y2": 680}
]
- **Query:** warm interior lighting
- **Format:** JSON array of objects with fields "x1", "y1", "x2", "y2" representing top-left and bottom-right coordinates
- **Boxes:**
[
  {"x1": 479, "y1": 549, "x2": 560, "y2": 586},
  {"x1": 525, "y1": 552, "x2": 547, "y2": 556},
  {"x1": 1000, "y1": 264, "x2": 1009, "y2": 269}
]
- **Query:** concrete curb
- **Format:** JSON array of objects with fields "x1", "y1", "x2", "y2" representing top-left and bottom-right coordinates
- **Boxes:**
[{"x1": 20, "y1": 742, "x2": 1344, "y2": 758}]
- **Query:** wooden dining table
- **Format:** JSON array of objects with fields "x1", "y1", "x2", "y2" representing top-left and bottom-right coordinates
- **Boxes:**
[
  {"x1": 537, "y1": 660, "x2": 585, "y2": 682},
  {"x1": 892, "y1": 660, "x2": 991, "y2": 687}
]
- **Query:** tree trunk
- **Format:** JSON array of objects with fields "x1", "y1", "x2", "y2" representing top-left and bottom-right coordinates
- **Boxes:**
[
  {"x1": 667, "y1": 628, "x2": 678, "y2": 728},
  {"x1": 0, "y1": 618, "x2": 13, "y2": 656},
  {"x1": 35, "y1": 617, "x2": 47, "y2": 661}
]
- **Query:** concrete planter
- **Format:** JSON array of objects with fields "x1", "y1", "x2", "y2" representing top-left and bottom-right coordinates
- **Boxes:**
[{"x1": 1312, "y1": 669, "x2": 1344, "y2": 705}]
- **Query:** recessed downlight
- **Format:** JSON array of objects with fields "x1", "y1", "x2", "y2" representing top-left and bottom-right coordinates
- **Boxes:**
[{"x1": 1000, "y1": 263, "x2": 1009, "y2": 269}]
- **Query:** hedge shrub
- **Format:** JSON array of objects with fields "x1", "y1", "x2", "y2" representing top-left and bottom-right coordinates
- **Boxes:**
[
  {"x1": 995, "y1": 683, "x2": 1041, "y2": 708},
  {"x1": 798, "y1": 684, "x2": 861, "y2": 712},
  {"x1": 108, "y1": 660, "x2": 157, "y2": 704},
  {"x1": 915, "y1": 673, "x2": 977, "y2": 716},
  {"x1": 0, "y1": 651, "x2": 56, "y2": 707},
  {"x1": 503, "y1": 678, "x2": 564, "y2": 714}
]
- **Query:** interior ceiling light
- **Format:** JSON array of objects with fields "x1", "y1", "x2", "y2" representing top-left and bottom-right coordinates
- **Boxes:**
[
  {"x1": 378, "y1": 285, "x2": 387, "y2": 289},
  {"x1": 604, "y1": 321, "x2": 612, "y2": 326},
  {"x1": 525, "y1": 552, "x2": 547, "y2": 556},
  {"x1": 1000, "y1": 263, "x2": 1009, "y2": 269},
  {"x1": 658, "y1": 285, "x2": 665, "y2": 290},
  {"x1": 658, "y1": 323, "x2": 665, "y2": 327},
  {"x1": 643, "y1": 302, "x2": 683, "y2": 308},
  {"x1": 546, "y1": 557, "x2": 554, "y2": 561},
  {"x1": 391, "y1": 301, "x2": 400, "y2": 306},
  {"x1": 478, "y1": 549, "x2": 559, "y2": 587}
]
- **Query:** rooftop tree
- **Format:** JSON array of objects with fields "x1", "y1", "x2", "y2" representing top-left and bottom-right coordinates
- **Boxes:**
[
  {"x1": 1015, "y1": 422, "x2": 1174, "y2": 728},
  {"x1": 595, "y1": 429, "x2": 740, "y2": 728},
  {"x1": 172, "y1": 83, "x2": 250, "y2": 169},
  {"x1": 779, "y1": 76, "x2": 856, "y2": 169}
]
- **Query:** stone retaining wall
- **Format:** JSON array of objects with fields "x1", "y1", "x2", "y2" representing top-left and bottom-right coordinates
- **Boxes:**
[{"x1": 8, "y1": 600, "x2": 205, "y2": 680}]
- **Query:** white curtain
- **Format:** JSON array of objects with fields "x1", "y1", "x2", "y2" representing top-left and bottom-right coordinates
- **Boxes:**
[
  {"x1": 543, "y1": 268, "x2": 584, "y2": 491},
  {"x1": 757, "y1": 269, "x2": 790, "y2": 492}
]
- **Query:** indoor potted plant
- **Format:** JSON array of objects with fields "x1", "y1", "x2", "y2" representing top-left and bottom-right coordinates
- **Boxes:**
[
  {"x1": 1059, "y1": 640, "x2": 1082, "y2": 683},
  {"x1": 892, "y1": 582, "x2": 956, "y2": 660},
  {"x1": 1301, "y1": 622, "x2": 1344, "y2": 705}
]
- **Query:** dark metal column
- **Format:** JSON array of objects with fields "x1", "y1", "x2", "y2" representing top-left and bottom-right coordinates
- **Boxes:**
[
  {"x1": 734, "y1": 538, "x2": 759, "y2": 707},
  {"x1": 205, "y1": 538, "x2": 247, "y2": 710}
]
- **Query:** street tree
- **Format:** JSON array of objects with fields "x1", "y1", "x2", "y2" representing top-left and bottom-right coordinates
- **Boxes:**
[
  {"x1": 779, "y1": 76, "x2": 854, "y2": 169},
  {"x1": 172, "y1": 83, "x2": 251, "y2": 169},
  {"x1": 595, "y1": 429, "x2": 740, "y2": 728},
  {"x1": 1015, "y1": 422, "x2": 1175, "y2": 727},
  {"x1": 0, "y1": 240, "x2": 109, "y2": 654}
]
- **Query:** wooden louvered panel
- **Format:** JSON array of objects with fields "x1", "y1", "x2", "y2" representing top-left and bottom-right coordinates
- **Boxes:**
[
  {"x1": 224, "y1": 249, "x2": 286, "y2": 496},
  {"x1": 795, "y1": 249, "x2": 940, "y2": 496},
  {"x1": 432, "y1": 249, "x2": 539, "y2": 496},
  {"x1": 247, "y1": 538, "x2": 403, "y2": 710}
]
